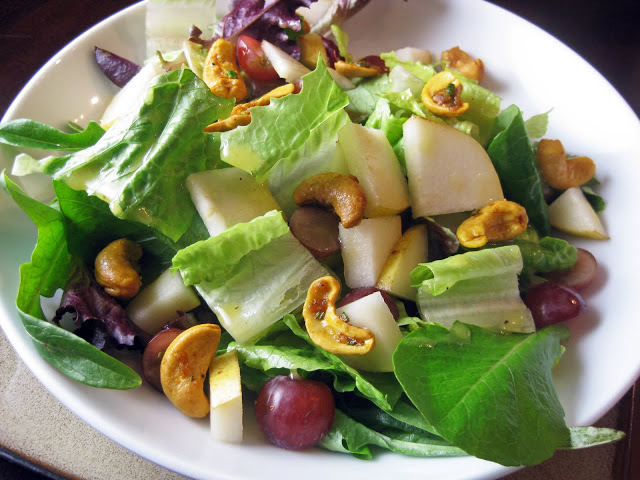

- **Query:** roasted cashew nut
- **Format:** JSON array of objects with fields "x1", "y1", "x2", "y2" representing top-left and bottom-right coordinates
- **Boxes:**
[
  {"x1": 334, "y1": 60, "x2": 382, "y2": 78},
  {"x1": 203, "y1": 38, "x2": 247, "y2": 103},
  {"x1": 421, "y1": 71, "x2": 469, "y2": 117},
  {"x1": 160, "y1": 324, "x2": 222, "y2": 418},
  {"x1": 94, "y1": 238, "x2": 143, "y2": 299},
  {"x1": 536, "y1": 138, "x2": 596, "y2": 190},
  {"x1": 441, "y1": 46, "x2": 485, "y2": 83},
  {"x1": 456, "y1": 200, "x2": 529, "y2": 249},
  {"x1": 303, "y1": 276, "x2": 375, "y2": 355},
  {"x1": 292, "y1": 172, "x2": 367, "y2": 228}
]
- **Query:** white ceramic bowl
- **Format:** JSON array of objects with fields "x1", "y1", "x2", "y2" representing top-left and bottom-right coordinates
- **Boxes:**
[{"x1": 1, "y1": 1, "x2": 639, "y2": 479}]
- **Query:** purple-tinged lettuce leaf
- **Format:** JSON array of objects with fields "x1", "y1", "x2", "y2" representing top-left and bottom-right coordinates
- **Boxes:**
[
  {"x1": 94, "y1": 47, "x2": 142, "y2": 88},
  {"x1": 54, "y1": 260, "x2": 151, "y2": 349},
  {"x1": 216, "y1": 0, "x2": 315, "y2": 55},
  {"x1": 309, "y1": 0, "x2": 371, "y2": 36}
]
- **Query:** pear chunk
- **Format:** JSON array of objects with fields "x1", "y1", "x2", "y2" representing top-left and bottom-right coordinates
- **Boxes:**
[
  {"x1": 209, "y1": 350, "x2": 243, "y2": 443},
  {"x1": 403, "y1": 116, "x2": 504, "y2": 218},
  {"x1": 375, "y1": 223, "x2": 428, "y2": 300},
  {"x1": 339, "y1": 216, "x2": 402, "y2": 289},
  {"x1": 338, "y1": 123, "x2": 410, "y2": 218},
  {"x1": 548, "y1": 187, "x2": 609, "y2": 239}
]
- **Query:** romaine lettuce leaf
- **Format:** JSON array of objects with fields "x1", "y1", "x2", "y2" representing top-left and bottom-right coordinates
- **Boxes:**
[
  {"x1": 411, "y1": 246, "x2": 534, "y2": 333},
  {"x1": 0, "y1": 120, "x2": 105, "y2": 151},
  {"x1": 219, "y1": 60, "x2": 349, "y2": 181},
  {"x1": 12, "y1": 69, "x2": 233, "y2": 242}
]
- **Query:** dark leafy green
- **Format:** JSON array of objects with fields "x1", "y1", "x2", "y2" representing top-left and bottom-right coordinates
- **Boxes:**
[
  {"x1": 487, "y1": 105, "x2": 551, "y2": 236},
  {"x1": 393, "y1": 322, "x2": 571, "y2": 466},
  {"x1": 0, "y1": 119, "x2": 105, "y2": 151}
]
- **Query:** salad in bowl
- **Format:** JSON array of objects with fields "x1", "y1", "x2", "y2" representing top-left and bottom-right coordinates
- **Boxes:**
[{"x1": 0, "y1": 0, "x2": 633, "y2": 477}]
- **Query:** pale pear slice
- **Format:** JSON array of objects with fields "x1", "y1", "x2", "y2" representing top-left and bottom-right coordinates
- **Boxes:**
[
  {"x1": 375, "y1": 223, "x2": 428, "y2": 300},
  {"x1": 403, "y1": 116, "x2": 504, "y2": 218},
  {"x1": 548, "y1": 187, "x2": 609, "y2": 239},
  {"x1": 209, "y1": 350, "x2": 243, "y2": 443},
  {"x1": 338, "y1": 123, "x2": 411, "y2": 218}
]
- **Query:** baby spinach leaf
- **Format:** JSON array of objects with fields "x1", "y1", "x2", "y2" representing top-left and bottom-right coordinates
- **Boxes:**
[
  {"x1": 393, "y1": 322, "x2": 571, "y2": 466},
  {"x1": 0, "y1": 119, "x2": 105, "y2": 151},
  {"x1": 487, "y1": 105, "x2": 551, "y2": 237}
]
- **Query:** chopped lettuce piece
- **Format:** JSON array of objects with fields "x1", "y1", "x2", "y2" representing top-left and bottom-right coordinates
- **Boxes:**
[
  {"x1": 12, "y1": 69, "x2": 234, "y2": 242},
  {"x1": 219, "y1": 59, "x2": 349, "y2": 181},
  {"x1": 410, "y1": 246, "x2": 535, "y2": 333},
  {"x1": 174, "y1": 211, "x2": 332, "y2": 343},
  {"x1": 330, "y1": 23, "x2": 352, "y2": 62}
]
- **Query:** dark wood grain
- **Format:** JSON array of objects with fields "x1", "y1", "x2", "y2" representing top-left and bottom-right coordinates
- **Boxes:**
[{"x1": 0, "y1": 1, "x2": 638, "y2": 479}]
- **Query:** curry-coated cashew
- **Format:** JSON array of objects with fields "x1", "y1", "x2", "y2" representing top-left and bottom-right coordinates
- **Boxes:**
[
  {"x1": 292, "y1": 172, "x2": 367, "y2": 228},
  {"x1": 160, "y1": 324, "x2": 222, "y2": 418},
  {"x1": 303, "y1": 276, "x2": 375, "y2": 355},
  {"x1": 441, "y1": 46, "x2": 485, "y2": 82},
  {"x1": 456, "y1": 200, "x2": 529, "y2": 248},
  {"x1": 334, "y1": 60, "x2": 382, "y2": 78},
  {"x1": 94, "y1": 238, "x2": 142, "y2": 299},
  {"x1": 421, "y1": 71, "x2": 469, "y2": 117},
  {"x1": 536, "y1": 139, "x2": 596, "y2": 190},
  {"x1": 203, "y1": 39, "x2": 247, "y2": 102}
]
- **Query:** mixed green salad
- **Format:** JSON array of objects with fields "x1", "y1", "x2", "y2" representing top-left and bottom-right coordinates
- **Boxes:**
[{"x1": 0, "y1": 0, "x2": 624, "y2": 469}]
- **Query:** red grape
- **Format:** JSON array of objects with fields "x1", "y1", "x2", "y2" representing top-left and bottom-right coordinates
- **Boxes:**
[
  {"x1": 142, "y1": 328, "x2": 182, "y2": 391},
  {"x1": 289, "y1": 206, "x2": 340, "y2": 259},
  {"x1": 236, "y1": 35, "x2": 279, "y2": 83},
  {"x1": 255, "y1": 375, "x2": 335, "y2": 450},
  {"x1": 543, "y1": 248, "x2": 597, "y2": 290},
  {"x1": 524, "y1": 282, "x2": 587, "y2": 328}
]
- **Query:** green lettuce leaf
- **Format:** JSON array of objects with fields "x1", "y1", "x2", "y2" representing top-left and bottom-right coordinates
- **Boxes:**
[
  {"x1": 345, "y1": 74, "x2": 391, "y2": 117},
  {"x1": 487, "y1": 104, "x2": 551, "y2": 236},
  {"x1": 219, "y1": 60, "x2": 350, "y2": 181},
  {"x1": 410, "y1": 246, "x2": 534, "y2": 333},
  {"x1": 393, "y1": 322, "x2": 571, "y2": 466},
  {"x1": 12, "y1": 68, "x2": 233, "y2": 242}
]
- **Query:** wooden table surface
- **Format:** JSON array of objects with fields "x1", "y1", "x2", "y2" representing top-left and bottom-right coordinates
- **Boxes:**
[{"x1": 1, "y1": 1, "x2": 639, "y2": 479}]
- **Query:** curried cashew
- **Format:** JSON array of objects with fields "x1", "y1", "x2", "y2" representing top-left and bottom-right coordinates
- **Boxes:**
[
  {"x1": 303, "y1": 276, "x2": 375, "y2": 355},
  {"x1": 441, "y1": 46, "x2": 485, "y2": 82},
  {"x1": 94, "y1": 238, "x2": 143, "y2": 299},
  {"x1": 456, "y1": 200, "x2": 529, "y2": 249},
  {"x1": 203, "y1": 39, "x2": 247, "y2": 103},
  {"x1": 334, "y1": 60, "x2": 382, "y2": 78},
  {"x1": 421, "y1": 71, "x2": 469, "y2": 117},
  {"x1": 536, "y1": 139, "x2": 596, "y2": 190},
  {"x1": 203, "y1": 84, "x2": 295, "y2": 133},
  {"x1": 292, "y1": 172, "x2": 367, "y2": 228},
  {"x1": 160, "y1": 323, "x2": 222, "y2": 418}
]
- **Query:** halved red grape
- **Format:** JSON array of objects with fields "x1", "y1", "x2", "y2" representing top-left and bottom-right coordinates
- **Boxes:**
[
  {"x1": 236, "y1": 34, "x2": 279, "y2": 83},
  {"x1": 543, "y1": 248, "x2": 597, "y2": 290},
  {"x1": 338, "y1": 287, "x2": 400, "y2": 320},
  {"x1": 289, "y1": 206, "x2": 340, "y2": 259},
  {"x1": 142, "y1": 328, "x2": 182, "y2": 391},
  {"x1": 524, "y1": 282, "x2": 587, "y2": 328},
  {"x1": 255, "y1": 375, "x2": 335, "y2": 450}
]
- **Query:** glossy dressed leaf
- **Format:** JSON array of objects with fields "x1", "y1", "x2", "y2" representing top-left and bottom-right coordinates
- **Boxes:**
[{"x1": 393, "y1": 322, "x2": 571, "y2": 466}]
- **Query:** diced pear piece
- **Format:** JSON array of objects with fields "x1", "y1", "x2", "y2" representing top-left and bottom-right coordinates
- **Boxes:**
[
  {"x1": 261, "y1": 40, "x2": 354, "y2": 89},
  {"x1": 548, "y1": 187, "x2": 609, "y2": 239},
  {"x1": 186, "y1": 167, "x2": 280, "y2": 237},
  {"x1": 209, "y1": 350, "x2": 243, "y2": 443},
  {"x1": 337, "y1": 292, "x2": 404, "y2": 372},
  {"x1": 339, "y1": 216, "x2": 402, "y2": 288},
  {"x1": 403, "y1": 116, "x2": 504, "y2": 218},
  {"x1": 375, "y1": 224, "x2": 428, "y2": 300},
  {"x1": 394, "y1": 46, "x2": 432, "y2": 63},
  {"x1": 126, "y1": 269, "x2": 200, "y2": 335},
  {"x1": 338, "y1": 123, "x2": 410, "y2": 217}
]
